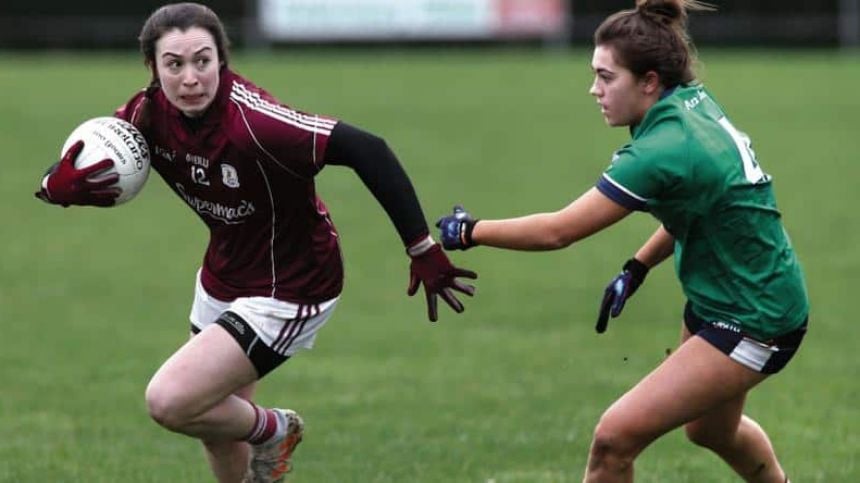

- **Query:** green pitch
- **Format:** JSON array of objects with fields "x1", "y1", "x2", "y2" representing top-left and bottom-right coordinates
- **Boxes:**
[{"x1": 1, "y1": 48, "x2": 858, "y2": 482}]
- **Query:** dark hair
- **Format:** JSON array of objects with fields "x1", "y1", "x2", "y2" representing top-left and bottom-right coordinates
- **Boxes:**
[
  {"x1": 594, "y1": 0, "x2": 713, "y2": 87},
  {"x1": 138, "y1": 2, "x2": 231, "y2": 79}
]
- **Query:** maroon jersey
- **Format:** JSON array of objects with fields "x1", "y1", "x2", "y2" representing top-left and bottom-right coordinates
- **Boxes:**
[{"x1": 116, "y1": 68, "x2": 343, "y2": 303}]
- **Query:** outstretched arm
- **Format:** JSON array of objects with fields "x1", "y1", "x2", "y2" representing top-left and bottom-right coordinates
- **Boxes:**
[
  {"x1": 324, "y1": 122, "x2": 427, "y2": 245},
  {"x1": 468, "y1": 187, "x2": 631, "y2": 251},
  {"x1": 324, "y1": 122, "x2": 477, "y2": 322}
]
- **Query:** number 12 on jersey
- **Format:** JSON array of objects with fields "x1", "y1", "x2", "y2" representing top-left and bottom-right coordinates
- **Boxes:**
[{"x1": 191, "y1": 165, "x2": 211, "y2": 186}]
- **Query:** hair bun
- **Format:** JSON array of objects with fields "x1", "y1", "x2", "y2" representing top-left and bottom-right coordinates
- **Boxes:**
[{"x1": 636, "y1": 0, "x2": 685, "y2": 24}]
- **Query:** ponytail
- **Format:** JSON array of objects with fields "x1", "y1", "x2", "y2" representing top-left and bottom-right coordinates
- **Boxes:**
[{"x1": 129, "y1": 82, "x2": 160, "y2": 132}]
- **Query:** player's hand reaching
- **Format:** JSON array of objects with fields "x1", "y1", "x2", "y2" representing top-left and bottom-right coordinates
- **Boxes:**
[
  {"x1": 435, "y1": 205, "x2": 478, "y2": 250},
  {"x1": 407, "y1": 235, "x2": 478, "y2": 322},
  {"x1": 35, "y1": 140, "x2": 120, "y2": 207},
  {"x1": 596, "y1": 258, "x2": 649, "y2": 333}
]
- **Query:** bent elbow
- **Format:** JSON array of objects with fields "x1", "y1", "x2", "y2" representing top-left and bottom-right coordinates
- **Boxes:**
[
  {"x1": 540, "y1": 214, "x2": 588, "y2": 250},
  {"x1": 539, "y1": 206, "x2": 602, "y2": 250},
  {"x1": 541, "y1": 228, "x2": 576, "y2": 250}
]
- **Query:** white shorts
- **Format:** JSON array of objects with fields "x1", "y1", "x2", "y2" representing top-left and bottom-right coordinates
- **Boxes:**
[{"x1": 189, "y1": 271, "x2": 338, "y2": 375}]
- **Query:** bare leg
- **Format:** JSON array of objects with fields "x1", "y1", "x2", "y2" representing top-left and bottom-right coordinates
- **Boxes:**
[
  {"x1": 678, "y1": 323, "x2": 787, "y2": 483},
  {"x1": 687, "y1": 413, "x2": 786, "y2": 482},
  {"x1": 202, "y1": 382, "x2": 258, "y2": 483},
  {"x1": 145, "y1": 325, "x2": 262, "y2": 482},
  {"x1": 582, "y1": 335, "x2": 769, "y2": 482}
]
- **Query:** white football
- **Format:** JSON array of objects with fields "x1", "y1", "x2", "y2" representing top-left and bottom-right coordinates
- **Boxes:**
[{"x1": 61, "y1": 116, "x2": 151, "y2": 205}]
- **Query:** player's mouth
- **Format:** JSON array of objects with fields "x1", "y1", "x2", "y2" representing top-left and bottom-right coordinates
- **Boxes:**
[{"x1": 181, "y1": 94, "x2": 207, "y2": 103}]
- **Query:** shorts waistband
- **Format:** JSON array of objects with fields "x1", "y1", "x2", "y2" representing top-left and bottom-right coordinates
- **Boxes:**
[{"x1": 684, "y1": 302, "x2": 808, "y2": 346}]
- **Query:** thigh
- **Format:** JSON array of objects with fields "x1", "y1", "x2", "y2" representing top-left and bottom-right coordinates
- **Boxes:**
[
  {"x1": 602, "y1": 333, "x2": 767, "y2": 447},
  {"x1": 150, "y1": 324, "x2": 259, "y2": 413},
  {"x1": 186, "y1": 331, "x2": 259, "y2": 401},
  {"x1": 678, "y1": 324, "x2": 747, "y2": 439}
]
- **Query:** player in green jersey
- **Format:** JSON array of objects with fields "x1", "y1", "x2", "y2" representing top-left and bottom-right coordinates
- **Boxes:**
[{"x1": 436, "y1": 0, "x2": 806, "y2": 481}]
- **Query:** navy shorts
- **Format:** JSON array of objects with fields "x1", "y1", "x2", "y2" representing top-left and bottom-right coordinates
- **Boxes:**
[{"x1": 684, "y1": 303, "x2": 807, "y2": 374}]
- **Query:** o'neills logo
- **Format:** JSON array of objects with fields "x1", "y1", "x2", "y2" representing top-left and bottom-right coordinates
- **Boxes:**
[
  {"x1": 101, "y1": 119, "x2": 150, "y2": 169},
  {"x1": 219, "y1": 312, "x2": 246, "y2": 336},
  {"x1": 175, "y1": 183, "x2": 255, "y2": 224}
]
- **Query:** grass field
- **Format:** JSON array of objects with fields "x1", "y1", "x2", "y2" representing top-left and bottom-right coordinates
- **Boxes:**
[{"x1": 1, "y1": 48, "x2": 858, "y2": 482}]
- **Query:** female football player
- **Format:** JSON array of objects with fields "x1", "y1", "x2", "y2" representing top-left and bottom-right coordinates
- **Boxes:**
[
  {"x1": 35, "y1": 3, "x2": 476, "y2": 482},
  {"x1": 436, "y1": 1, "x2": 807, "y2": 481}
]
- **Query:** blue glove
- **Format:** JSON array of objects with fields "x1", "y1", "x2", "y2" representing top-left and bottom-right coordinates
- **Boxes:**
[
  {"x1": 435, "y1": 205, "x2": 478, "y2": 250},
  {"x1": 596, "y1": 258, "x2": 649, "y2": 333}
]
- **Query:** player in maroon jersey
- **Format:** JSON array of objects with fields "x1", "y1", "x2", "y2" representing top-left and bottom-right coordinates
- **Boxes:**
[{"x1": 34, "y1": 3, "x2": 476, "y2": 482}]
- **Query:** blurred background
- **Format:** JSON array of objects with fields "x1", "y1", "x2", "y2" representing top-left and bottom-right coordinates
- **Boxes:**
[
  {"x1": 2, "y1": 1, "x2": 859, "y2": 482},
  {"x1": 1, "y1": 0, "x2": 858, "y2": 50}
]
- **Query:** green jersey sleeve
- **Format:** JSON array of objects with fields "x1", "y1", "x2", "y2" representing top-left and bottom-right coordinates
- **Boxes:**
[{"x1": 596, "y1": 108, "x2": 689, "y2": 211}]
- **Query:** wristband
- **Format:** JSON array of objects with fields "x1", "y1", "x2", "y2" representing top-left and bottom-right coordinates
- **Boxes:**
[
  {"x1": 623, "y1": 258, "x2": 649, "y2": 281},
  {"x1": 461, "y1": 219, "x2": 478, "y2": 247},
  {"x1": 407, "y1": 235, "x2": 435, "y2": 257}
]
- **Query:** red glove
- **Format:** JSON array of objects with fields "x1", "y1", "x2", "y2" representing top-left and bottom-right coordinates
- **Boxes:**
[
  {"x1": 407, "y1": 236, "x2": 478, "y2": 322},
  {"x1": 35, "y1": 140, "x2": 120, "y2": 207}
]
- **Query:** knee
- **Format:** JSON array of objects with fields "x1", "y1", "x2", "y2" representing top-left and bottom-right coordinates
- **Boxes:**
[
  {"x1": 145, "y1": 378, "x2": 193, "y2": 433},
  {"x1": 587, "y1": 413, "x2": 641, "y2": 472}
]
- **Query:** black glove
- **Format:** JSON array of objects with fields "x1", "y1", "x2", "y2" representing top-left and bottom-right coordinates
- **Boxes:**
[{"x1": 596, "y1": 258, "x2": 649, "y2": 334}]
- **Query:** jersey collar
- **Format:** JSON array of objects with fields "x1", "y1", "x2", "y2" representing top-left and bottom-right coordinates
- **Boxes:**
[
  {"x1": 629, "y1": 83, "x2": 681, "y2": 136},
  {"x1": 659, "y1": 84, "x2": 678, "y2": 100}
]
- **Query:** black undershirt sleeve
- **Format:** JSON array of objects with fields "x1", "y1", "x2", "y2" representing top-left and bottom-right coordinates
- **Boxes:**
[{"x1": 324, "y1": 122, "x2": 429, "y2": 246}]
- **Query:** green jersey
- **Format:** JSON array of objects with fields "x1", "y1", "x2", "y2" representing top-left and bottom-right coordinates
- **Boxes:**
[{"x1": 596, "y1": 84, "x2": 808, "y2": 340}]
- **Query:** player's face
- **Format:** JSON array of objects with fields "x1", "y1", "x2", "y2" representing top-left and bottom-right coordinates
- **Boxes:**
[
  {"x1": 589, "y1": 45, "x2": 652, "y2": 127},
  {"x1": 155, "y1": 27, "x2": 221, "y2": 118}
]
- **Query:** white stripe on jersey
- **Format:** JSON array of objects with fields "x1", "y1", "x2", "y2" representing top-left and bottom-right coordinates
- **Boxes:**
[
  {"x1": 601, "y1": 173, "x2": 648, "y2": 202},
  {"x1": 232, "y1": 97, "x2": 306, "y2": 179},
  {"x1": 230, "y1": 82, "x2": 336, "y2": 135},
  {"x1": 232, "y1": 82, "x2": 336, "y2": 128},
  {"x1": 312, "y1": 114, "x2": 318, "y2": 169},
  {"x1": 254, "y1": 158, "x2": 279, "y2": 297}
]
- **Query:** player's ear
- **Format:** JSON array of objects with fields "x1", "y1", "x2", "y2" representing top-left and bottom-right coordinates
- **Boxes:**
[{"x1": 640, "y1": 71, "x2": 661, "y2": 96}]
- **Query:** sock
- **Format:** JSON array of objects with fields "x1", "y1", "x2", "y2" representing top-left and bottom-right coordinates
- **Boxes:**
[{"x1": 244, "y1": 402, "x2": 281, "y2": 445}]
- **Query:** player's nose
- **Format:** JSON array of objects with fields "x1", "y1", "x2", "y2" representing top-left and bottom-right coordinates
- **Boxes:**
[
  {"x1": 181, "y1": 67, "x2": 199, "y2": 86},
  {"x1": 589, "y1": 79, "x2": 601, "y2": 97}
]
